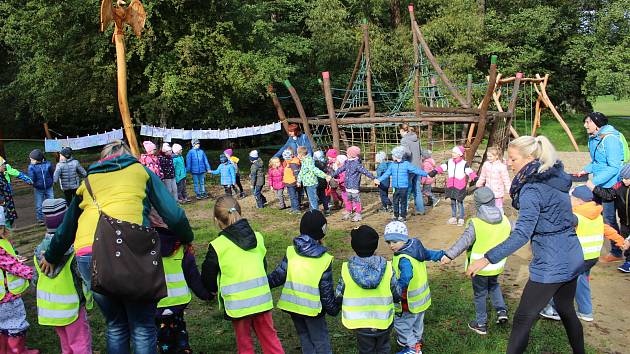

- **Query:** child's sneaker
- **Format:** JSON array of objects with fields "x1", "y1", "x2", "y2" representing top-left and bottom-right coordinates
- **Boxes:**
[
  {"x1": 467, "y1": 321, "x2": 488, "y2": 335},
  {"x1": 396, "y1": 347, "x2": 418, "y2": 354},
  {"x1": 398, "y1": 216, "x2": 407, "y2": 222},
  {"x1": 496, "y1": 310, "x2": 508, "y2": 324},
  {"x1": 539, "y1": 304, "x2": 560, "y2": 321},
  {"x1": 576, "y1": 312, "x2": 593, "y2": 322},
  {"x1": 195, "y1": 195, "x2": 203, "y2": 200},
  {"x1": 392, "y1": 215, "x2": 399, "y2": 221},
  {"x1": 457, "y1": 218, "x2": 465, "y2": 226},
  {"x1": 447, "y1": 217, "x2": 457, "y2": 225},
  {"x1": 342, "y1": 212, "x2": 352, "y2": 221},
  {"x1": 618, "y1": 261, "x2": 630, "y2": 273},
  {"x1": 324, "y1": 210, "x2": 331, "y2": 217},
  {"x1": 377, "y1": 206, "x2": 388, "y2": 213},
  {"x1": 351, "y1": 213, "x2": 362, "y2": 222}
]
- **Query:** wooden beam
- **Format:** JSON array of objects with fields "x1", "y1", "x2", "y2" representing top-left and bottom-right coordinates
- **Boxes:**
[
  {"x1": 268, "y1": 84, "x2": 290, "y2": 134},
  {"x1": 284, "y1": 79, "x2": 317, "y2": 150},
  {"x1": 287, "y1": 116, "x2": 481, "y2": 125},
  {"x1": 322, "y1": 72, "x2": 340, "y2": 150},
  {"x1": 340, "y1": 42, "x2": 364, "y2": 110},
  {"x1": 409, "y1": 5, "x2": 422, "y2": 119},
  {"x1": 535, "y1": 74, "x2": 580, "y2": 152},
  {"x1": 468, "y1": 55, "x2": 498, "y2": 162}
]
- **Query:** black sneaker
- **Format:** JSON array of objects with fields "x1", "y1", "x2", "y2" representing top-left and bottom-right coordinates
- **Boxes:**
[
  {"x1": 324, "y1": 210, "x2": 331, "y2": 217},
  {"x1": 377, "y1": 206, "x2": 388, "y2": 213},
  {"x1": 468, "y1": 321, "x2": 488, "y2": 335},
  {"x1": 496, "y1": 310, "x2": 508, "y2": 324}
]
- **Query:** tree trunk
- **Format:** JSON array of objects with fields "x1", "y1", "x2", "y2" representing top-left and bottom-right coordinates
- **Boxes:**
[{"x1": 390, "y1": 0, "x2": 401, "y2": 28}]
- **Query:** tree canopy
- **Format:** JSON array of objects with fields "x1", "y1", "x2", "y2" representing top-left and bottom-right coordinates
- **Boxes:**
[{"x1": 1, "y1": 0, "x2": 628, "y2": 137}]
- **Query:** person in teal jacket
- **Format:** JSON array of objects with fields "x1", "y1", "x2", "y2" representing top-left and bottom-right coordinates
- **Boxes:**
[{"x1": 172, "y1": 144, "x2": 190, "y2": 203}]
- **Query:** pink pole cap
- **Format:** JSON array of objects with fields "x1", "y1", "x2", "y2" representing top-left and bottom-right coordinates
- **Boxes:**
[
  {"x1": 516, "y1": 72, "x2": 524, "y2": 78},
  {"x1": 322, "y1": 71, "x2": 330, "y2": 79},
  {"x1": 408, "y1": 5, "x2": 414, "y2": 12}
]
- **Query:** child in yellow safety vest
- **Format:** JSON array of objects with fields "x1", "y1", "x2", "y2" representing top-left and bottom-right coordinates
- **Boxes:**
[
  {"x1": 335, "y1": 225, "x2": 402, "y2": 354},
  {"x1": 384, "y1": 221, "x2": 445, "y2": 354},
  {"x1": 0, "y1": 205, "x2": 39, "y2": 353},
  {"x1": 150, "y1": 211, "x2": 211, "y2": 354},
  {"x1": 440, "y1": 187, "x2": 511, "y2": 335},
  {"x1": 540, "y1": 186, "x2": 628, "y2": 322},
  {"x1": 200, "y1": 196, "x2": 285, "y2": 354},
  {"x1": 268, "y1": 210, "x2": 339, "y2": 354},
  {"x1": 33, "y1": 198, "x2": 91, "y2": 354}
]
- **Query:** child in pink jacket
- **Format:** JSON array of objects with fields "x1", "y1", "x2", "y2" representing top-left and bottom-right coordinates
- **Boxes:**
[
  {"x1": 268, "y1": 157, "x2": 286, "y2": 209},
  {"x1": 139, "y1": 141, "x2": 163, "y2": 179},
  {"x1": 429, "y1": 146, "x2": 478, "y2": 226},
  {"x1": 476, "y1": 147, "x2": 511, "y2": 213},
  {"x1": 421, "y1": 150, "x2": 437, "y2": 207}
]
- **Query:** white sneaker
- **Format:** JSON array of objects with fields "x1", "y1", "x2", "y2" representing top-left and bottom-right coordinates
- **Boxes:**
[
  {"x1": 342, "y1": 212, "x2": 352, "y2": 221},
  {"x1": 577, "y1": 312, "x2": 593, "y2": 322},
  {"x1": 447, "y1": 217, "x2": 457, "y2": 225},
  {"x1": 457, "y1": 218, "x2": 465, "y2": 226},
  {"x1": 539, "y1": 304, "x2": 560, "y2": 321},
  {"x1": 351, "y1": 214, "x2": 362, "y2": 222}
]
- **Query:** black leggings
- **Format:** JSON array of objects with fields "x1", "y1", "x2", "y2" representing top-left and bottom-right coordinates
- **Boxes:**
[
  {"x1": 235, "y1": 173, "x2": 244, "y2": 193},
  {"x1": 507, "y1": 278, "x2": 584, "y2": 354}
]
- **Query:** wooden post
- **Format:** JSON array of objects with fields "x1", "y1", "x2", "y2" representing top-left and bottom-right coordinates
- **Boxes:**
[
  {"x1": 468, "y1": 55, "x2": 498, "y2": 163},
  {"x1": 322, "y1": 72, "x2": 341, "y2": 151},
  {"x1": 284, "y1": 79, "x2": 317, "y2": 150},
  {"x1": 114, "y1": 31, "x2": 140, "y2": 157},
  {"x1": 268, "y1": 84, "x2": 290, "y2": 134},
  {"x1": 535, "y1": 74, "x2": 579, "y2": 151},
  {"x1": 362, "y1": 19, "x2": 377, "y2": 169},
  {"x1": 340, "y1": 43, "x2": 365, "y2": 110},
  {"x1": 409, "y1": 5, "x2": 421, "y2": 120},
  {"x1": 410, "y1": 11, "x2": 468, "y2": 107}
]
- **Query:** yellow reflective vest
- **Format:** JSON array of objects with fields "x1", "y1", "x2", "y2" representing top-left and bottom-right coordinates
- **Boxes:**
[
  {"x1": 0, "y1": 239, "x2": 29, "y2": 300},
  {"x1": 277, "y1": 246, "x2": 333, "y2": 316},
  {"x1": 158, "y1": 247, "x2": 192, "y2": 308},
  {"x1": 211, "y1": 232, "x2": 273, "y2": 318},
  {"x1": 393, "y1": 254, "x2": 431, "y2": 313},
  {"x1": 575, "y1": 213, "x2": 604, "y2": 260},
  {"x1": 465, "y1": 216, "x2": 511, "y2": 276},
  {"x1": 341, "y1": 261, "x2": 394, "y2": 330},
  {"x1": 34, "y1": 253, "x2": 80, "y2": 326}
]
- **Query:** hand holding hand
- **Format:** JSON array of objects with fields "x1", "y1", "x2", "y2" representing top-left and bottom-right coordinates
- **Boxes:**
[
  {"x1": 440, "y1": 255, "x2": 451, "y2": 265},
  {"x1": 586, "y1": 180, "x2": 595, "y2": 190},
  {"x1": 466, "y1": 257, "x2": 490, "y2": 278},
  {"x1": 622, "y1": 239, "x2": 630, "y2": 251},
  {"x1": 373, "y1": 179, "x2": 380, "y2": 185},
  {"x1": 39, "y1": 258, "x2": 55, "y2": 276},
  {"x1": 325, "y1": 176, "x2": 332, "y2": 182},
  {"x1": 428, "y1": 170, "x2": 437, "y2": 178}
]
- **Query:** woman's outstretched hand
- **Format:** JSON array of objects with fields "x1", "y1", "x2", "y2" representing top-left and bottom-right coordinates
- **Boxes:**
[
  {"x1": 466, "y1": 257, "x2": 490, "y2": 277},
  {"x1": 39, "y1": 255, "x2": 55, "y2": 276}
]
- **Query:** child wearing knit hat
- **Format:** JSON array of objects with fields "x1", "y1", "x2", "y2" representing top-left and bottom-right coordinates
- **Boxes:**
[
  {"x1": 335, "y1": 225, "x2": 401, "y2": 354},
  {"x1": 27, "y1": 149, "x2": 54, "y2": 224},
  {"x1": 268, "y1": 210, "x2": 338, "y2": 353},
  {"x1": 421, "y1": 150, "x2": 437, "y2": 207},
  {"x1": 282, "y1": 148, "x2": 303, "y2": 213},
  {"x1": 384, "y1": 221, "x2": 444, "y2": 353},
  {"x1": 171, "y1": 144, "x2": 191, "y2": 203},
  {"x1": 224, "y1": 149, "x2": 246, "y2": 198},
  {"x1": 375, "y1": 146, "x2": 428, "y2": 222},
  {"x1": 34, "y1": 199, "x2": 92, "y2": 353},
  {"x1": 428, "y1": 145, "x2": 478, "y2": 226},
  {"x1": 375, "y1": 151, "x2": 393, "y2": 213},
  {"x1": 139, "y1": 141, "x2": 163, "y2": 179},
  {"x1": 249, "y1": 150, "x2": 268, "y2": 208},
  {"x1": 297, "y1": 147, "x2": 330, "y2": 212},
  {"x1": 330, "y1": 146, "x2": 375, "y2": 222},
  {"x1": 440, "y1": 187, "x2": 510, "y2": 334},
  {"x1": 588, "y1": 165, "x2": 630, "y2": 273},
  {"x1": 158, "y1": 143, "x2": 178, "y2": 200},
  {"x1": 208, "y1": 154, "x2": 237, "y2": 197}
]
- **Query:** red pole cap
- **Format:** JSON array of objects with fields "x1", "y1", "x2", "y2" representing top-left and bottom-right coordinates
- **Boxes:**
[
  {"x1": 516, "y1": 72, "x2": 524, "y2": 79},
  {"x1": 322, "y1": 72, "x2": 330, "y2": 79},
  {"x1": 408, "y1": 4, "x2": 414, "y2": 12}
]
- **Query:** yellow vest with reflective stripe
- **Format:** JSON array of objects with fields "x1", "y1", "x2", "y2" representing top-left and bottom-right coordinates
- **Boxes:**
[
  {"x1": 392, "y1": 254, "x2": 431, "y2": 313},
  {"x1": 211, "y1": 231, "x2": 273, "y2": 318},
  {"x1": 466, "y1": 216, "x2": 511, "y2": 276},
  {"x1": 277, "y1": 246, "x2": 333, "y2": 316},
  {"x1": 158, "y1": 247, "x2": 192, "y2": 308},
  {"x1": 341, "y1": 261, "x2": 394, "y2": 330},
  {"x1": 0, "y1": 239, "x2": 29, "y2": 300},
  {"x1": 34, "y1": 253, "x2": 79, "y2": 326},
  {"x1": 575, "y1": 213, "x2": 604, "y2": 260}
]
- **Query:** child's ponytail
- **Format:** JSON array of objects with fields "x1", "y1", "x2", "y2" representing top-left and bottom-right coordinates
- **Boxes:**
[{"x1": 214, "y1": 196, "x2": 242, "y2": 229}]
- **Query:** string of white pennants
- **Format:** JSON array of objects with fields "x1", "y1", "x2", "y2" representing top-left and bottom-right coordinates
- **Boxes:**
[
  {"x1": 139, "y1": 122, "x2": 282, "y2": 142},
  {"x1": 44, "y1": 129, "x2": 124, "y2": 152}
]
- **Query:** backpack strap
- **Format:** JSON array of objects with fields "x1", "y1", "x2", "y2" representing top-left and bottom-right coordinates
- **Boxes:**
[{"x1": 83, "y1": 176, "x2": 102, "y2": 212}]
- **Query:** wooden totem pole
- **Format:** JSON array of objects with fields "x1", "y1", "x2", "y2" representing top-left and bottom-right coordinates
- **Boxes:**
[{"x1": 100, "y1": 0, "x2": 145, "y2": 157}]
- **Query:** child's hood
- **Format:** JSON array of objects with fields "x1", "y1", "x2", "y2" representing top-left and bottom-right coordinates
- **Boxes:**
[
  {"x1": 395, "y1": 238, "x2": 427, "y2": 262},
  {"x1": 219, "y1": 219, "x2": 258, "y2": 251},
  {"x1": 573, "y1": 201, "x2": 603, "y2": 220},
  {"x1": 293, "y1": 234, "x2": 328, "y2": 258},
  {"x1": 476, "y1": 205, "x2": 504, "y2": 224},
  {"x1": 157, "y1": 226, "x2": 180, "y2": 257},
  {"x1": 348, "y1": 255, "x2": 387, "y2": 289}
]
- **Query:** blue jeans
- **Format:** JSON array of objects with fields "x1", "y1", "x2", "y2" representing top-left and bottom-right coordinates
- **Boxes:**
[
  {"x1": 378, "y1": 180, "x2": 392, "y2": 207},
  {"x1": 287, "y1": 185, "x2": 300, "y2": 211},
  {"x1": 290, "y1": 314, "x2": 332, "y2": 354},
  {"x1": 472, "y1": 275, "x2": 507, "y2": 324},
  {"x1": 575, "y1": 270, "x2": 592, "y2": 315},
  {"x1": 408, "y1": 175, "x2": 425, "y2": 214},
  {"x1": 34, "y1": 186, "x2": 54, "y2": 221},
  {"x1": 451, "y1": 199, "x2": 465, "y2": 219},
  {"x1": 393, "y1": 188, "x2": 408, "y2": 218},
  {"x1": 253, "y1": 185, "x2": 266, "y2": 208},
  {"x1": 305, "y1": 185, "x2": 319, "y2": 211},
  {"x1": 394, "y1": 311, "x2": 425, "y2": 348},
  {"x1": 77, "y1": 254, "x2": 158, "y2": 353},
  {"x1": 191, "y1": 173, "x2": 206, "y2": 196},
  {"x1": 603, "y1": 201, "x2": 622, "y2": 256}
]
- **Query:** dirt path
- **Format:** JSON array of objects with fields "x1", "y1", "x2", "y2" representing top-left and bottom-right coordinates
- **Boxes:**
[{"x1": 10, "y1": 151, "x2": 626, "y2": 352}]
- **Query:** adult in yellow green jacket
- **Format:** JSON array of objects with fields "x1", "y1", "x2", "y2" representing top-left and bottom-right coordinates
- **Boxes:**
[{"x1": 40, "y1": 141, "x2": 194, "y2": 354}]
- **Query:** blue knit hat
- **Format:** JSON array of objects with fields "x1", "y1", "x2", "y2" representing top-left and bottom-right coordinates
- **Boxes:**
[
  {"x1": 384, "y1": 221, "x2": 409, "y2": 242},
  {"x1": 219, "y1": 154, "x2": 228, "y2": 163},
  {"x1": 570, "y1": 185, "x2": 593, "y2": 202},
  {"x1": 620, "y1": 164, "x2": 630, "y2": 179}
]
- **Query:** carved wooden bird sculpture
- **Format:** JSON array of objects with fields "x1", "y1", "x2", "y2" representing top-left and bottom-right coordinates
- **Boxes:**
[{"x1": 100, "y1": 0, "x2": 146, "y2": 37}]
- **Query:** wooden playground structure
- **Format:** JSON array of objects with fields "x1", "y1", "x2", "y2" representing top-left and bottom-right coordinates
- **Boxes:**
[{"x1": 269, "y1": 5, "x2": 579, "y2": 172}]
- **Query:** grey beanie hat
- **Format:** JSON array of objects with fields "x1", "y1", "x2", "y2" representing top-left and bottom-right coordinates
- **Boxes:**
[
  {"x1": 620, "y1": 164, "x2": 630, "y2": 179},
  {"x1": 392, "y1": 146, "x2": 406, "y2": 160},
  {"x1": 474, "y1": 186, "x2": 496, "y2": 209}
]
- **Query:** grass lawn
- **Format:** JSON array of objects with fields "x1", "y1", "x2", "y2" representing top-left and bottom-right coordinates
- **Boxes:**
[
  {"x1": 592, "y1": 95, "x2": 630, "y2": 117},
  {"x1": 17, "y1": 200, "x2": 596, "y2": 353}
]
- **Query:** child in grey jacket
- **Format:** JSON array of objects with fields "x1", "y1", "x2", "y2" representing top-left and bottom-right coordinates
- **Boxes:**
[{"x1": 53, "y1": 147, "x2": 87, "y2": 204}]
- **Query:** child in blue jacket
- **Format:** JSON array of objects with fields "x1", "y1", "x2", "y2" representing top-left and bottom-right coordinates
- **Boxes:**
[
  {"x1": 375, "y1": 146, "x2": 428, "y2": 222},
  {"x1": 376, "y1": 151, "x2": 392, "y2": 212},
  {"x1": 384, "y1": 221, "x2": 444, "y2": 354},
  {"x1": 209, "y1": 154, "x2": 236, "y2": 195},
  {"x1": 28, "y1": 149, "x2": 54, "y2": 223},
  {"x1": 185, "y1": 139, "x2": 211, "y2": 199}
]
